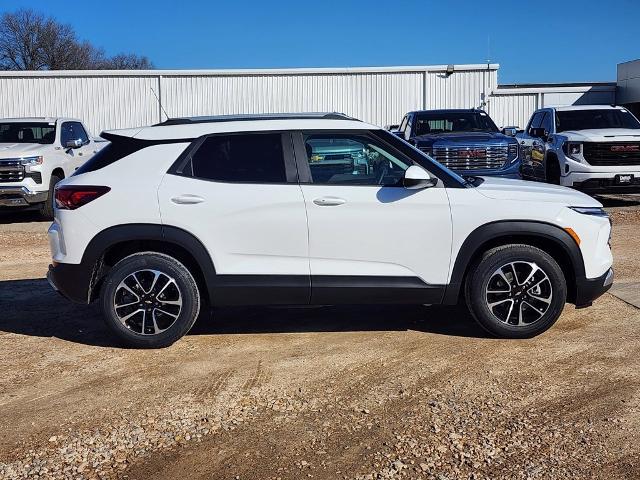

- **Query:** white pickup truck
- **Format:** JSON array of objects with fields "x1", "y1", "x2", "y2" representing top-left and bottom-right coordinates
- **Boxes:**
[
  {"x1": 0, "y1": 117, "x2": 103, "y2": 217},
  {"x1": 518, "y1": 105, "x2": 640, "y2": 193}
]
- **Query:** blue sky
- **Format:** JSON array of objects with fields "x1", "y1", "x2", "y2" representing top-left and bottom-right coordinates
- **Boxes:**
[{"x1": 3, "y1": 0, "x2": 639, "y2": 84}]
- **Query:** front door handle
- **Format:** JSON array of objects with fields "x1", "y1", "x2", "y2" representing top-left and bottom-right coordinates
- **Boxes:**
[
  {"x1": 313, "y1": 196, "x2": 346, "y2": 206},
  {"x1": 171, "y1": 194, "x2": 205, "y2": 205}
]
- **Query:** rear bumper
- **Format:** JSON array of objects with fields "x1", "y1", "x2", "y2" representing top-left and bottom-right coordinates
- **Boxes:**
[
  {"x1": 0, "y1": 185, "x2": 47, "y2": 207},
  {"x1": 47, "y1": 262, "x2": 91, "y2": 304},
  {"x1": 574, "y1": 268, "x2": 614, "y2": 308}
]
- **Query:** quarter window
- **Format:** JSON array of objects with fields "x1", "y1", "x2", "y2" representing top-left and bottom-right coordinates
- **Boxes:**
[
  {"x1": 189, "y1": 133, "x2": 287, "y2": 183},
  {"x1": 303, "y1": 134, "x2": 411, "y2": 186}
]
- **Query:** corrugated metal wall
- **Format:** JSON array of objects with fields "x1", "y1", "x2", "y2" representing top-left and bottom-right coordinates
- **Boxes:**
[
  {"x1": 0, "y1": 66, "x2": 615, "y2": 135},
  {"x1": 0, "y1": 65, "x2": 497, "y2": 134}
]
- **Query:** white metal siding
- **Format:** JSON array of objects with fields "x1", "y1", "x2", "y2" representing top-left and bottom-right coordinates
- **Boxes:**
[
  {"x1": 0, "y1": 65, "x2": 497, "y2": 133},
  {"x1": 0, "y1": 75, "x2": 159, "y2": 136},
  {"x1": 0, "y1": 66, "x2": 615, "y2": 136},
  {"x1": 160, "y1": 72, "x2": 425, "y2": 128},
  {"x1": 487, "y1": 94, "x2": 538, "y2": 129}
]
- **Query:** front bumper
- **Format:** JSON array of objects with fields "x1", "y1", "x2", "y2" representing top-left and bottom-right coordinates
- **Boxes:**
[
  {"x1": 0, "y1": 185, "x2": 48, "y2": 207},
  {"x1": 574, "y1": 268, "x2": 614, "y2": 308}
]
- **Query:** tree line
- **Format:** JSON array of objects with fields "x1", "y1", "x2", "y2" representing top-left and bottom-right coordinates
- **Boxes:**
[{"x1": 0, "y1": 9, "x2": 153, "y2": 70}]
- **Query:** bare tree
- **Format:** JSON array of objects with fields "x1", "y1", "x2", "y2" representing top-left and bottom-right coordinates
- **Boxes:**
[{"x1": 0, "y1": 8, "x2": 153, "y2": 70}]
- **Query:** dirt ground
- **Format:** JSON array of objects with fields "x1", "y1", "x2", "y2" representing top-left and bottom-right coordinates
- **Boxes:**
[{"x1": 0, "y1": 196, "x2": 639, "y2": 480}]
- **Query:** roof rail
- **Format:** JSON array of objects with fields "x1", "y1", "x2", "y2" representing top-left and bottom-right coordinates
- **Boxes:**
[{"x1": 154, "y1": 112, "x2": 357, "y2": 126}]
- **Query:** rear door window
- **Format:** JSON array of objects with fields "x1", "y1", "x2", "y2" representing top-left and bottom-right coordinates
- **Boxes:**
[{"x1": 189, "y1": 133, "x2": 288, "y2": 183}]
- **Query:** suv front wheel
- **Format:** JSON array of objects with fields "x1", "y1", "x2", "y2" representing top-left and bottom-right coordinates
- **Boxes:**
[
  {"x1": 465, "y1": 244, "x2": 567, "y2": 338},
  {"x1": 100, "y1": 252, "x2": 202, "y2": 348}
]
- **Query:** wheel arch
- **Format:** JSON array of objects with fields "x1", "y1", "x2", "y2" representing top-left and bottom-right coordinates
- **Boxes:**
[
  {"x1": 443, "y1": 221, "x2": 585, "y2": 305},
  {"x1": 82, "y1": 224, "x2": 216, "y2": 304}
]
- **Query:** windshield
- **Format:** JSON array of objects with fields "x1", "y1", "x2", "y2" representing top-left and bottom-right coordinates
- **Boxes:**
[
  {"x1": 0, "y1": 122, "x2": 56, "y2": 144},
  {"x1": 555, "y1": 109, "x2": 640, "y2": 132},
  {"x1": 414, "y1": 111, "x2": 498, "y2": 136}
]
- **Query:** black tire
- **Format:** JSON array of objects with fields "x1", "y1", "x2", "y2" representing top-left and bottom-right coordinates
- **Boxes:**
[
  {"x1": 465, "y1": 244, "x2": 567, "y2": 338},
  {"x1": 39, "y1": 173, "x2": 62, "y2": 219},
  {"x1": 546, "y1": 157, "x2": 561, "y2": 185},
  {"x1": 100, "y1": 252, "x2": 201, "y2": 348}
]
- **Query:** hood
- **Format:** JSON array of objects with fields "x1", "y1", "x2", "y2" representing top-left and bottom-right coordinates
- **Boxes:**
[
  {"x1": 0, "y1": 142, "x2": 48, "y2": 158},
  {"x1": 413, "y1": 131, "x2": 513, "y2": 146},
  {"x1": 560, "y1": 128, "x2": 640, "y2": 141},
  {"x1": 475, "y1": 176, "x2": 601, "y2": 207}
]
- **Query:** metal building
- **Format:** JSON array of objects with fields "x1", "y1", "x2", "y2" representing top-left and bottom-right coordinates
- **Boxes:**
[{"x1": 0, "y1": 64, "x2": 617, "y2": 135}]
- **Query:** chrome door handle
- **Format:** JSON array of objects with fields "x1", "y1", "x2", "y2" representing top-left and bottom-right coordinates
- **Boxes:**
[
  {"x1": 171, "y1": 194, "x2": 205, "y2": 205},
  {"x1": 313, "y1": 196, "x2": 346, "y2": 206}
]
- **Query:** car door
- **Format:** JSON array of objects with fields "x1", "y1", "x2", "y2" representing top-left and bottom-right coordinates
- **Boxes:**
[
  {"x1": 519, "y1": 111, "x2": 544, "y2": 179},
  {"x1": 158, "y1": 131, "x2": 310, "y2": 303},
  {"x1": 60, "y1": 121, "x2": 93, "y2": 173},
  {"x1": 293, "y1": 130, "x2": 452, "y2": 304}
]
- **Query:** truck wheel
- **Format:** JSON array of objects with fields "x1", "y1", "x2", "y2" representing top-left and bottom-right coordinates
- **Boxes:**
[
  {"x1": 100, "y1": 252, "x2": 201, "y2": 348},
  {"x1": 546, "y1": 158, "x2": 561, "y2": 185},
  {"x1": 39, "y1": 173, "x2": 62, "y2": 219},
  {"x1": 465, "y1": 244, "x2": 567, "y2": 338}
]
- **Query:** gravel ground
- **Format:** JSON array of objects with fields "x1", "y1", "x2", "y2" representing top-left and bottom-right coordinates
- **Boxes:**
[{"x1": 0, "y1": 195, "x2": 639, "y2": 480}]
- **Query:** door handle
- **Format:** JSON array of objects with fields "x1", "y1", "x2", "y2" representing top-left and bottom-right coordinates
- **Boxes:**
[
  {"x1": 313, "y1": 196, "x2": 346, "y2": 206},
  {"x1": 171, "y1": 194, "x2": 205, "y2": 205},
  {"x1": 532, "y1": 141, "x2": 540, "y2": 147},
  {"x1": 520, "y1": 140, "x2": 526, "y2": 145}
]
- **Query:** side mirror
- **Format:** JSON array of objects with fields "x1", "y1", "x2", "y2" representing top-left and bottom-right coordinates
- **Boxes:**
[
  {"x1": 65, "y1": 139, "x2": 83, "y2": 149},
  {"x1": 502, "y1": 126, "x2": 518, "y2": 137},
  {"x1": 530, "y1": 127, "x2": 548, "y2": 140},
  {"x1": 403, "y1": 165, "x2": 437, "y2": 190}
]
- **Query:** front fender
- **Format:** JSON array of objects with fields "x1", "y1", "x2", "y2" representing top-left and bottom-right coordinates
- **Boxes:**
[{"x1": 442, "y1": 220, "x2": 585, "y2": 305}]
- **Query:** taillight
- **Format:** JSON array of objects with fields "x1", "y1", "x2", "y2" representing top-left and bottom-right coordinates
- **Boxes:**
[{"x1": 55, "y1": 185, "x2": 110, "y2": 210}]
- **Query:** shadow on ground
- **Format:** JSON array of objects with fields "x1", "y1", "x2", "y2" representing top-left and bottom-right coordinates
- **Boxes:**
[
  {"x1": 0, "y1": 278, "x2": 486, "y2": 348},
  {"x1": 0, "y1": 209, "x2": 47, "y2": 224},
  {"x1": 597, "y1": 194, "x2": 640, "y2": 209}
]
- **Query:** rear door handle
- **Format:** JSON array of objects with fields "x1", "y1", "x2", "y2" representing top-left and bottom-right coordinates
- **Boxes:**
[
  {"x1": 171, "y1": 194, "x2": 205, "y2": 205},
  {"x1": 313, "y1": 196, "x2": 346, "y2": 206}
]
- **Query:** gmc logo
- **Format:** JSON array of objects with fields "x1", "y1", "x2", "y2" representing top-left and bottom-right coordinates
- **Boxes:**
[
  {"x1": 611, "y1": 145, "x2": 639, "y2": 152},
  {"x1": 464, "y1": 149, "x2": 485, "y2": 158}
]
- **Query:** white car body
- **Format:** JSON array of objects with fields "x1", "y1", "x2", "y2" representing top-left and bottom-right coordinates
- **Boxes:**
[
  {"x1": 519, "y1": 105, "x2": 640, "y2": 192},
  {"x1": 45, "y1": 113, "x2": 614, "y2": 345},
  {"x1": 0, "y1": 117, "x2": 102, "y2": 211}
]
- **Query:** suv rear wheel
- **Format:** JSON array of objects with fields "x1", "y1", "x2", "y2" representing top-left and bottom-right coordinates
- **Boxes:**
[
  {"x1": 465, "y1": 244, "x2": 567, "y2": 338},
  {"x1": 100, "y1": 252, "x2": 201, "y2": 348}
]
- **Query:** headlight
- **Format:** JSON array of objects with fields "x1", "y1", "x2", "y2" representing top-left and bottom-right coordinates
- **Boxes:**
[
  {"x1": 562, "y1": 142, "x2": 583, "y2": 162},
  {"x1": 569, "y1": 206, "x2": 608, "y2": 218},
  {"x1": 20, "y1": 156, "x2": 43, "y2": 166},
  {"x1": 508, "y1": 143, "x2": 519, "y2": 163}
]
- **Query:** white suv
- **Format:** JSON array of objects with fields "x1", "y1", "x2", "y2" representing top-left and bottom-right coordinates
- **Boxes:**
[
  {"x1": 519, "y1": 105, "x2": 640, "y2": 192},
  {"x1": 47, "y1": 113, "x2": 614, "y2": 348}
]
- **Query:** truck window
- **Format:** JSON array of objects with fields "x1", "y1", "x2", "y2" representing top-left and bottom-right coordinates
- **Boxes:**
[
  {"x1": 527, "y1": 112, "x2": 544, "y2": 135},
  {"x1": 61, "y1": 122, "x2": 90, "y2": 146},
  {"x1": 413, "y1": 111, "x2": 498, "y2": 136},
  {"x1": 0, "y1": 122, "x2": 56, "y2": 144},
  {"x1": 540, "y1": 112, "x2": 553, "y2": 133},
  {"x1": 555, "y1": 109, "x2": 640, "y2": 132}
]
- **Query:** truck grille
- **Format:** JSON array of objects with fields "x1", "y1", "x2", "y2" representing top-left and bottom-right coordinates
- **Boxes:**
[
  {"x1": 431, "y1": 145, "x2": 508, "y2": 170},
  {"x1": 583, "y1": 142, "x2": 640, "y2": 166},
  {"x1": 0, "y1": 160, "x2": 25, "y2": 183}
]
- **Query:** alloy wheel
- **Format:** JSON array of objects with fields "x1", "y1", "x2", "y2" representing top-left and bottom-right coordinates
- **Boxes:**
[
  {"x1": 113, "y1": 269, "x2": 183, "y2": 335},
  {"x1": 485, "y1": 261, "x2": 553, "y2": 326}
]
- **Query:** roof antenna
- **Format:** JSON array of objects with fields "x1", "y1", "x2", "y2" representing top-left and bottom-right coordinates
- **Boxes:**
[{"x1": 150, "y1": 86, "x2": 170, "y2": 122}]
